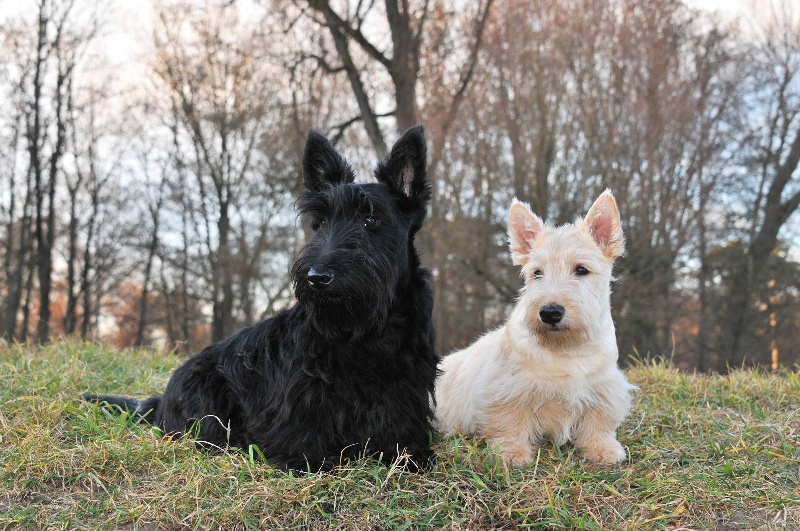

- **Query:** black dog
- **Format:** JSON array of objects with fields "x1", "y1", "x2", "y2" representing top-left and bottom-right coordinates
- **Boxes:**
[{"x1": 84, "y1": 126, "x2": 438, "y2": 472}]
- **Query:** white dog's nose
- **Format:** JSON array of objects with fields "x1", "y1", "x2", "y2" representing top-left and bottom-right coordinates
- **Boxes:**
[{"x1": 539, "y1": 304, "x2": 565, "y2": 325}]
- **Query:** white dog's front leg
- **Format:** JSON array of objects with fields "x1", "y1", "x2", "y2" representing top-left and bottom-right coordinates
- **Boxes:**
[
  {"x1": 483, "y1": 401, "x2": 539, "y2": 467},
  {"x1": 573, "y1": 406, "x2": 627, "y2": 464}
]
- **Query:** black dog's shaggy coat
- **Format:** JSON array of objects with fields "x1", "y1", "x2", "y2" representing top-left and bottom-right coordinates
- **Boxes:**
[{"x1": 84, "y1": 126, "x2": 438, "y2": 472}]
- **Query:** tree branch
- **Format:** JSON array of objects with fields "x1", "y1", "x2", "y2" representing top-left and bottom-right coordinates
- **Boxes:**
[
  {"x1": 327, "y1": 110, "x2": 396, "y2": 145},
  {"x1": 431, "y1": 0, "x2": 495, "y2": 167},
  {"x1": 447, "y1": 0, "x2": 494, "y2": 124},
  {"x1": 307, "y1": 0, "x2": 392, "y2": 69},
  {"x1": 316, "y1": 4, "x2": 388, "y2": 155}
]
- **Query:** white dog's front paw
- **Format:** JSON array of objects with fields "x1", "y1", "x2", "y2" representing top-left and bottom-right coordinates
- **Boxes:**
[
  {"x1": 496, "y1": 443, "x2": 535, "y2": 467},
  {"x1": 580, "y1": 439, "x2": 626, "y2": 464}
]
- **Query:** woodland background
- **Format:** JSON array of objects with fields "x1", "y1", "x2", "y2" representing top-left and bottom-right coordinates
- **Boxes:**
[{"x1": 1, "y1": 0, "x2": 799, "y2": 372}]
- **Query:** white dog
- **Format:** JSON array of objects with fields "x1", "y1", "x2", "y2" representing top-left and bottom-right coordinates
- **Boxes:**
[{"x1": 435, "y1": 191, "x2": 635, "y2": 466}]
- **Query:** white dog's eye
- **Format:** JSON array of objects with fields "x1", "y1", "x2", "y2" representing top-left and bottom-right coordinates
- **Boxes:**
[
  {"x1": 533, "y1": 269, "x2": 543, "y2": 279},
  {"x1": 575, "y1": 266, "x2": 590, "y2": 276}
]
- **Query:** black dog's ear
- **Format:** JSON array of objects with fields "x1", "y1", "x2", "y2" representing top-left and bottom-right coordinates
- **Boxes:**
[
  {"x1": 375, "y1": 125, "x2": 429, "y2": 204},
  {"x1": 303, "y1": 130, "x2": 356, "y2": 191}
]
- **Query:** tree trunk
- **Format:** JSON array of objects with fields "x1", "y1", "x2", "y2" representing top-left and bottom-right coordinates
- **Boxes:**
[
  {"x1": 80, "y1": 190, "x2": 98, "y2": 338},
  {"x1": 1, "y1": 109, "x2": 24, "y2": 337},
  {"x1": 29, "y1": 0, "x2": 47, "y2": 342},
  {"x1": 2, "y1": 168, "x2": 35, "y2": 339},
  {"x1": 20, "y1": 259, "x2": 35, "y2": 341},
  {"x1": 135, "y1": 177, "x2": 165, "y2": 347},
  {"x1": 211, "y1": 199, "x2": 232, "y2": 341},
  {"x1": 180, "y1": 203, "x2": 192, "y2": 352},
  {"x1": 722, "y1": 127, "x2": 800, "y2": 369},
  {"x1": 36, "y1": 3, "x2": 71, "y2": 343},
  {"x1": 696, "y1": 180, "x2": 712, "y2": 373},
  {"x1": 64, "y1": 188, "x2": 79, "y2": 335},
  {"x1": 134, "y1": 227, "x2": 158, "y2": 347}
]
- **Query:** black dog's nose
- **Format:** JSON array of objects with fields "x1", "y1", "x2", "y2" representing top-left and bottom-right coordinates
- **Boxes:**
[
  {"x1": 307, "y1": 267, "x2": 334, "y2": 289},
  {"x1": 539, "y1": 304, "x2": 565, "y2": 325}
]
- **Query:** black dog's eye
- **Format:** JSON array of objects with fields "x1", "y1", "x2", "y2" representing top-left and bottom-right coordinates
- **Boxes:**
[
  {"x1": 575, "y1": 266, "x2": 590, "y2": 276},
  {"x1": 311, "y1": 218, "x2": 326, "y2": 231},
  {"x1": 364, "y1": 216, "x2": 380, "y2": 229},
  {"x1": 533, "y1": 269, "x2": 543, "y2": 279}
]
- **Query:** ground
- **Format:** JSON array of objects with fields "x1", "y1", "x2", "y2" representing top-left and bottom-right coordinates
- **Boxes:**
[{"x1": 0, "y1": 340, "x2": 798, "y2": 529}]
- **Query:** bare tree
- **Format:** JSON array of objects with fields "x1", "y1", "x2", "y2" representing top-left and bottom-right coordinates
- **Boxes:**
[
  {"x1": 134, "y1": 150, "x2": 169, "y2": 347},
  {"x1": 150, "y1": 1, "x2": 296, "y2": 342},
  {"x1": 0, "y1": 0, "x2": 103, "y2": 342},
  {"x1": 719, "y1": 0, "x2": 800, "y2": 369},
  {"x1": 63, "y1": 78, "x2": 113, "y2": 335},
  {"x1": 78, "y1": 157, "x2": 116, "y2": 338},
  {"x1": 30, "y1": 0, "x2": 83, "y2": 342},
  {"x1": 0, "y1": 28, "x2": 33, "y2": 338},
  {"x1": 282, "y1": 0, "x2": 493, "y2": 156},
  {"x1": 63, "y1": 75, "x2": 84, "y2": 335}
]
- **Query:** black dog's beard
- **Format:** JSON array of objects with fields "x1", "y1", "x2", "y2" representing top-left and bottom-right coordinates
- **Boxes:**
[
  {"x1": 292, "y1": 259, "x2": 400, "y2": 340},
  {"x1": 303, "y1": 292, "x2": 389, "y2": 340}
]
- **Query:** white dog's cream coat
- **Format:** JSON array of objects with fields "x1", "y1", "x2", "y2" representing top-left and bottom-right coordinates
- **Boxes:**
[{"x1": 435, "y1": 191, "x2": 636, "y2": 466}]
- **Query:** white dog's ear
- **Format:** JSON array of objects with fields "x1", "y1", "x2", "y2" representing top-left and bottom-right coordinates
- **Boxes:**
[
  {"x1": 508, "y1": 199, "x2": 544, "y2": 266},
  {"x1": 584, "y1": 190, "x2": 625, "y2": 259}
]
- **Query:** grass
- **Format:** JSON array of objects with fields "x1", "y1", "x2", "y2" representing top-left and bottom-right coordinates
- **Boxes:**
[{"x1": 0, "y1": 339, "x2": 798, "y2": 530}]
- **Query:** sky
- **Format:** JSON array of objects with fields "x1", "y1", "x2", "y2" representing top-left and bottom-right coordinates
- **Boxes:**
[
  {"x1": 95, "y1": 0, "x2": 792, "y2": 76},
  {"x1": 2, "y1": 0, "x2": 787, "y2": 77}
]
